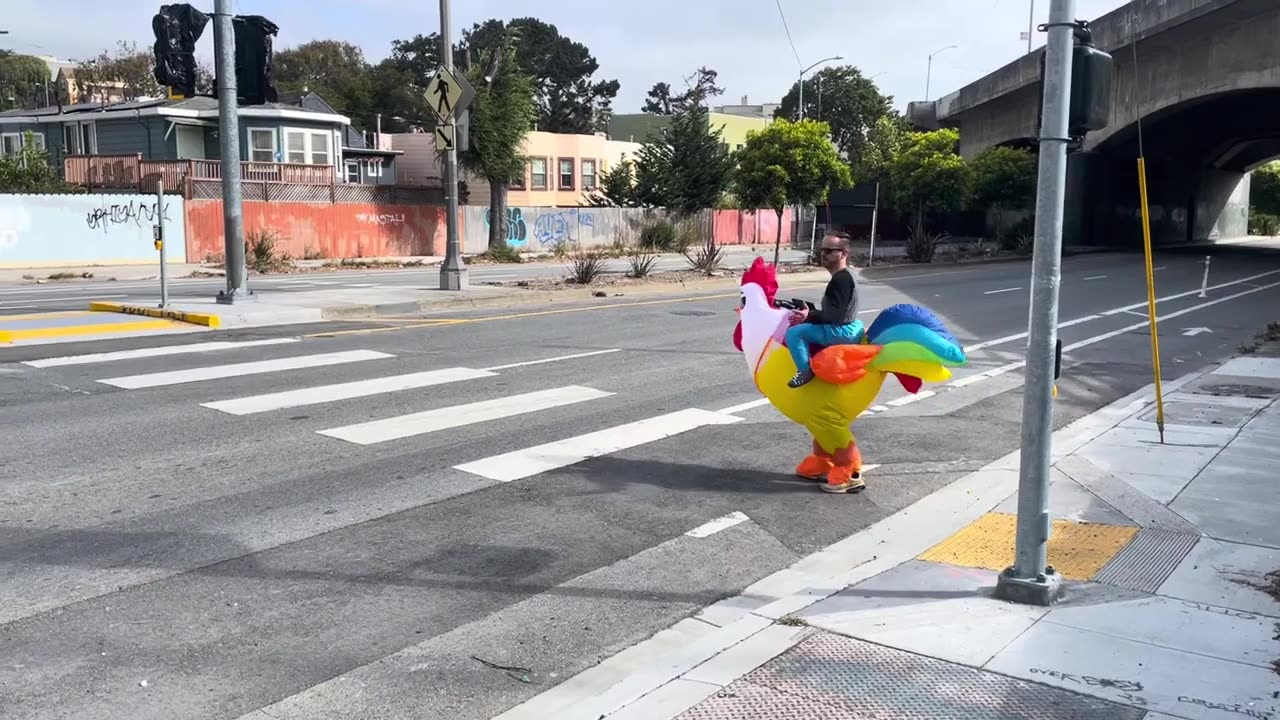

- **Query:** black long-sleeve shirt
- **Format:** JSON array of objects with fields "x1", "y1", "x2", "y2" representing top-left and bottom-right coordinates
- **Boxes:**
[{"x1": 807, "y1": 268, "x2": 858, "y2": 325}]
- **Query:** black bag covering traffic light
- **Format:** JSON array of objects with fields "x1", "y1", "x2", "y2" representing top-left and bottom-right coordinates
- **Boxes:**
[
  {"x1": 1037, "y1": 21, "x2": 1114, "y2": 141},
  {"x1": 233, "y1": 15, "x2": 280, "y2": 105},
  {"x1": 152, "y1": 4, "x2": 210, "y2": 99}
]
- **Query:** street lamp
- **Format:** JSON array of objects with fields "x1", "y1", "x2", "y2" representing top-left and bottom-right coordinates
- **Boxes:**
[
  {"x1": 798, "y1": 55, "x2": 842, "y2": 120},
  {"x1": 925, "y1": 45, "x2": 958, "y2": 100}
]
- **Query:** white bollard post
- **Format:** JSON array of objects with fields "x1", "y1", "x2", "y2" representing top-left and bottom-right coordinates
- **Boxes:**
[{"x1": 1198, "y1": 255, "x2": 1210, "y2": 298}]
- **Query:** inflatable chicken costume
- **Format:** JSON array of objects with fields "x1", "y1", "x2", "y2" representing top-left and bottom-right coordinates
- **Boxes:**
[{"x1": 732, "y1": 257, "x2": 968, "y2": 493}]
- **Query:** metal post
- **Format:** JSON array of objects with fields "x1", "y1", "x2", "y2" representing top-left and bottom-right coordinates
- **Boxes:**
[
  {"x1": 156, "y1": 179, "x2": 168, "y2": 308},
  {"x1": 1199, "y1": 255, "x2": 1210, "y2": 298},
  {"x1": 994, "y1": 0, "x2": 1075, "y2": 607},
  {"x1": 868, "y1": 181, "x2": 880, "y2": 267},
  {"x1": 1028, "y1": 0, "x2": 1036, "y2": 54},
  {"x1": 438, "y1": 0, "x2": 468, "y2": 291},
  {"x1": 213, "y1": 0, "x2": 250, "y2": 303},
  {"x1": 925, "y1": 56, "x2": 933, "y2": 101},
  {"x1": 798, "y1": 71, "x2": 805, "y2": 120}
]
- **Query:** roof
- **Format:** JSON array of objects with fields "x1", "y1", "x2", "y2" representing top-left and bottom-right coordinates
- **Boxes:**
[{"x1": 0, "y1": 95, "x2": 351, "y2": 126}]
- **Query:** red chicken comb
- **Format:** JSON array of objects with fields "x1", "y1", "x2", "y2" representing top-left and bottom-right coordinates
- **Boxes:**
[{"x1": 741, "y1": 256, "x2": 778, "y2": 302}]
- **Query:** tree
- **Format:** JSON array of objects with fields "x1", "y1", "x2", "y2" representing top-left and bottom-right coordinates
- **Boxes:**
[
  {"x1": 585, "y1": 158, "x2": 639, "y2": 207},
  {"x1": 643, "y1": 67, "x2": 724, "y2": 115},
  {"x1": 1251, "y1": 161, "x2": 1280, "y2": 217},
  {"x1": 625, "y1": 106, "x2": 733, "y2": 215},
  {"x1": 0, "y1": 53, "x2": 51, "y2": 109},
  {"x1": 969, "y1": 146, "x2": 1038, "y2": 243},
  {"x1": 733, "y1": 119, "x2": 853, "y2": 263},
  {"x1": 886, "y1": 129, "x2": 973, "y2": 238},
  {"x1": 74, "y1": 41, "x2": 163, "y2": 101},
  {"x1": 389, "y1": 18, "x2": 619, "y2": 134},
  {"x1": 775, "y1": 66, "x2": 894, "y2": 170},
  {"x1": 0, "y1": 132, "x2": 80, "y2": 193},
  {"x1": 856, "y1": 113, "x2": 909, "y2": 183},
  {"x1": 275, "y1": 40, "x2": 374, "y2": 120},
  {"x1": 457, "y1": 30, "x2": 537, "y2": 250}
]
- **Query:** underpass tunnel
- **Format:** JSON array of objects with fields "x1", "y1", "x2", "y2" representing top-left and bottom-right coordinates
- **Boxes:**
[{"x1": 1066, "y1": 89, "x2": 1280, "y2": 248}]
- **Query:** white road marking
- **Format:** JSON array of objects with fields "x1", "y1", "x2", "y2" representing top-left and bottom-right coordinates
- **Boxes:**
[
  {"x1": 455, "y1": 408, "x2": 743, "y2": 482},
  {"x1": 870, "y1": 404, "x2": 890, "y2": 412},
  {"x1": 966, "y1": 314, "x2": 1099, "y2": 353},
  {"x1": 685, "y1": 511, "x2": 750, "y2": 538},
  {"x1": 0, "y1": 305, "x2": 35, "y2": 311},
  {"x1": 0, "y1": 294, "x2": 128, "y2": 307},
  {"x1": 318, "y1": 385, "x2": 613, "y2": 445},
  {"x1": 202, "y1": 367, "x2": 494, "y2": 415},
  {"x1": 1122, "y1": 309, "x2": 1149, "y2": 318},
  {"x1": 983, "y1": 287, "x2": 1023, "y2": 295},
  {"x1": 97, "y1": 349, "x2": 392, "y2": 389},
  {"x1": 717, "y1": 397, "x2": 772, "y2": 415},
  {"x1": 1084, "y1": 275, "x2": 1108, "y2": 281},
  {"x1": 886, "y1": 390, "x2": 936, "y2": 407},
  {"x1": 483, "y1": 348, "x2": 622, "y2": 371},
  {"x1": 24, "y1": 338, "x2": 301, "y2": 368},
  {"x1": 1154, "y1": 266, "x2": 1167, "y2": 271}
]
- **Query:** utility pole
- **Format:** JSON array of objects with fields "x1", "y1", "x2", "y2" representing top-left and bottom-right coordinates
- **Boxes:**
[
  {"x1": 437, "y1": 0, "x2": 467, "y2": 291},
  {"x1": 925, "y1": 45, "x2": 957, "y2": 101},
  {"x1": 212, "y1": 0, "x2": 250, "y2": 303},
  {"x1": 994, "y1": 0, "x2": 1075, "y2": 607},
  {"x1": 1028, "y1": 0, "x2": 1037, "y2": 54}
]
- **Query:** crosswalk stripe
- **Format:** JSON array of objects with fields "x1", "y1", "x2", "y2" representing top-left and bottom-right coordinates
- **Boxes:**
[
  {"x1": 201, "y1": 367, "x2": 495, "y2": 415},
  {"x1": 455, "y1": 408, "x2": 743, "y2": 482},
  {"x1": 23, "y1": 338, "x2": 301, "y2": 368},
  {"x1": 97, "y1": 349, "x2": 393, "y2": 389},
  {"x1": 317, "y1": 385, "x2": 614, "y2": 445}
]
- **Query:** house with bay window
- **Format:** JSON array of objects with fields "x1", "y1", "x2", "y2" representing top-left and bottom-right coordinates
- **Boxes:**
[{"x1": 0, "y1": 90, "x2": 398, "y2": 188}]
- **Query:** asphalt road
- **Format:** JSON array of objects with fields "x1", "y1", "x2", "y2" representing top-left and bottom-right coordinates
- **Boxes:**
[
  {"x1": 0, "y1": 249, "x2": 812, "y2": 315},
  {"x1": 2, "y1": 248, "x2": 1278, "y2": 720}
]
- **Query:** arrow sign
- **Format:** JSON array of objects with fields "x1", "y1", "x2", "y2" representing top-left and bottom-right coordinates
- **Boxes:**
[
  {"x1": 1182, "y1": 327, "x2": 1213, "y2": 336},
  {"x1": 434, "y1": 124, "x2": 455, "y2": 152},
  {"x1": 425, "y1": 65, "x2": 475, "y2": 123}
]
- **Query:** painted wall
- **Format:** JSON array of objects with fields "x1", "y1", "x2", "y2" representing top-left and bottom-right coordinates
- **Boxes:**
[
  {"x1": 184, "y1": 200, "x2": 445, "y2": 261},
  {"x1": 0, "y1": 192, "x2": 186, "y2": 267},
  {"x1": 608, "y1": 113, "x2": 770, "y2": 149},
  {"x1": 462, "y1": 206, "x2": 792, "y2": 254}
]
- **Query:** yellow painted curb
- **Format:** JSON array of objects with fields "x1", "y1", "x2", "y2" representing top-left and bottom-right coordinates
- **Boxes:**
[
  {"x1": 0, "y1": 318, "x2": 177, "y2": 343},
  {"x1": 89, "y1": 301, "x2": 222, "y2": 329},
  {"x1": 917, "y1": 512, "x2": 1140, "y2": 581}
]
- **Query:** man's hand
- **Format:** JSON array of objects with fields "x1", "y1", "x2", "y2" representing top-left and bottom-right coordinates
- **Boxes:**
[{"x1": 789, "y1": 307, "x2": 808, "y2": 325}]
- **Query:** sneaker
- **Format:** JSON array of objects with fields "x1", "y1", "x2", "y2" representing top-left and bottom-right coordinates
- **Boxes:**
[
  {"x1": 821, "y1": 467, "x2": 865, "y2": 494},
  {"x1": 788, "y1": 370, "x2": 814, "y2": 388}
]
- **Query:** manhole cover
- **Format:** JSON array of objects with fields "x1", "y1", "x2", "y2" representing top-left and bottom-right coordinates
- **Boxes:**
[
  {"x1": 1197, "y1": 383, "x2": 1278, "y2": 398},
  {"x1": 670, "y1": 310, "x2": 716, "y2": 317}
]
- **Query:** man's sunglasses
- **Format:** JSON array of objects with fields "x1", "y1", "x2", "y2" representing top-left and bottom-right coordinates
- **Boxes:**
[{"x1": 820, "y1": 247, "x2": 846, "y2": 254}]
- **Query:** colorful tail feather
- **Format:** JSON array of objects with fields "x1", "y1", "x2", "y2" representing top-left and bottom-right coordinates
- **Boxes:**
[{"x1": 809, "y1": 304, "x2": 966, "y2": 389}]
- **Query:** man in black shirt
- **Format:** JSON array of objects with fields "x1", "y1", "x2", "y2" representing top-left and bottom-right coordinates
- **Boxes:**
[{"x1": 784, "y1": 231, "x2": 863, "y2": 388}]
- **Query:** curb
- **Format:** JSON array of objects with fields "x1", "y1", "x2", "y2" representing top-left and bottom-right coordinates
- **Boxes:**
[
  {"x1": 493, "y1": 369, "x2": 1202, "y2": 720},
  {"x1": 88, "y1": 301, "x2": 223, "y2": 329},
  {"x1": 0, "y1": 317, "x2": 177, "y2": 344}
]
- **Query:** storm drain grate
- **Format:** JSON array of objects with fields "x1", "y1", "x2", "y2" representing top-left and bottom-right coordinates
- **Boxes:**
[
  {"x1": 1196, "y1": 383, "x2": 1279, "y2": 398},
  {"x1": 678, "y1": 632, "x2": 1145, "y2": 720},
  {"x1": 1057, "y1": 456, "x2": 1202, "y2": 535},
  {"x1": 1139, "y1": 400, "x2": 1255, "y2": 429},
  {"x1": 1093, "y1": 528, "x2": 1201, "y2": 592}
]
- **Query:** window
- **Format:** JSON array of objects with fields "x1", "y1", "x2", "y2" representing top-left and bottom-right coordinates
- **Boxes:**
[
  {"x1": 62, "y1": 121, "x2": 96, "y2": 155},
  {"x1": 27, "y1": 133, "x2": 45, "y2": 152},
  {"x1": 345, "y1": 161, "x2": 360, "y2": 184},
  {"x1": 366, "y1": 159, "x2": 383, "y2": 178},
  {"x1": 530, "y1": 157, "x2": 548, "y2": 190},
  {"x1": 510, "y1": 165, "x2": 526, "y2": 190},
  {"x1": 558, "y1": 157, "x2": 575, "y2": 190},
  {"x1": 248, "y1": 128, "x2": 277, "y2": 162},
  {"x1": 581, "y1": 159, "x2": 597, "y2": 191},
  {"x1": 1, "y1": 134, "x2": 21, "y2": 157},
  {"x1": 79, "y1": 122, "x2": 96, "y2": 154},
  {"x1": 283, "y1": 128, "x2": 334, "y2": 165}
]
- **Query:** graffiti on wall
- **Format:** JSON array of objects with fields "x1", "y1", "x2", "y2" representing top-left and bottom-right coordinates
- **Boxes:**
[
  {"x1": 84, "y1": 199, "x2": 174, "y2": 233},
  {"x1": 532, "y1": 209, "x2": 594, "y2": 247},
  {"x1": 356, "y1": 212, "x2": 406, "y2": 225},
  {"x1": 483, "y1": 207, "x2": 528, "y2": 246}
]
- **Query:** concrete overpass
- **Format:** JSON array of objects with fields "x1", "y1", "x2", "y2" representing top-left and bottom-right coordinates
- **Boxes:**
[{"x1": 907, "y1": 0, "x2": 1280, "y2": 246}]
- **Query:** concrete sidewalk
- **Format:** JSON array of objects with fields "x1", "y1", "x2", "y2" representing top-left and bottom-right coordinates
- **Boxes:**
[{"x1": 496, "y1": 354, "x2": 1280, "y2": 720}]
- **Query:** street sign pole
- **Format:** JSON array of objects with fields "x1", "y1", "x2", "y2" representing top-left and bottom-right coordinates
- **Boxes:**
[
  {"x1": 437, "y1": 0, "x2": 467, "y2": 291},
  {"x1": 994, "y1": 0, "x2": 1075, "y2": 607}
]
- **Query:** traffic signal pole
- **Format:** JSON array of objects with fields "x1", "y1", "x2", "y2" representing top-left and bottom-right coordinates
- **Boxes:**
[
  {"x1": 994, "y1": 0, "x2": 1075, "y2": 607},
  {"x1": 212, "y1": 0, "x2": 250, "y2": 303},
  {"x1": 437, "y1": 0, "x2": 468, "y2": 291}
]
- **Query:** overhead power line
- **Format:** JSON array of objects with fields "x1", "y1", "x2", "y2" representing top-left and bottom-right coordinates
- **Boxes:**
[{"x1": 774, "y1": 0, "x2": 803, "y2": 68}]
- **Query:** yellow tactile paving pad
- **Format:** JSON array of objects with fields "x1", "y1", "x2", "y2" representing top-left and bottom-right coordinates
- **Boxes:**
[{"x1": 917, "y1": 512, "x2": 1140, "y2": 581}]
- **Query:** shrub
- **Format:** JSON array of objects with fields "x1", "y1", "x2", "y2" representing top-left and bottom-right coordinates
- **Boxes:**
[
  {"x1": 1249, "y1": 211, "x2": 1279, "y2": 237},
  {"x1": 246, "y1": 229, "x2": 294, "y2": 273},
  {"x1": 640, "y1": 220, "x2": 677, "y2": 251},
  {"x1": 904, "y1": 230, "x2": 942, "y2": 264},
  {"x1": 1003, "y1": 216, "x2": 1035, "y2": 251},
  {"x1": 566, "y1": 246, "x2": 607, "y2": 284},
  {"x1": 481, "y1": 242, "x2": 524, "y2": 264},
  {"x1": 1015, "y1": 234, "x2": 1035, "y2": 255},
  {"x1": 626, "y1": 251, "x2": 659, "y2": 278},
  {"x1": 685, "y1": 239, "x2": 725, "y2": 275},
  {"x1": 673, "y1": 217, "x2": 700, "y2": 253},
  {"x1": 302, "y1": 245, "x2": 327, "y2": 260}
]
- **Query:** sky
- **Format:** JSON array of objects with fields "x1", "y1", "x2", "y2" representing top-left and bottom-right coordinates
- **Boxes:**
[{"x1": 3, "y1": 0, "x2": 1131, "y2": 113}]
